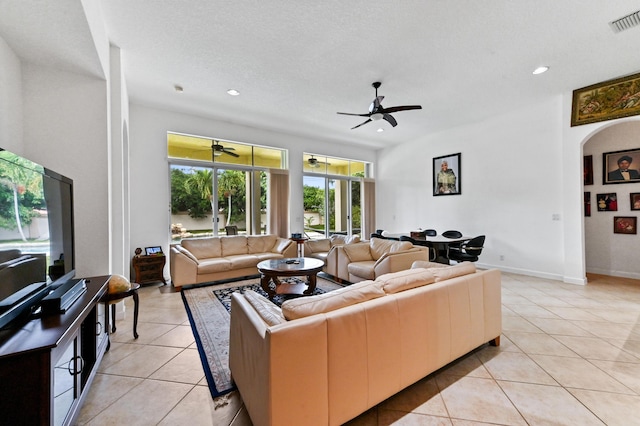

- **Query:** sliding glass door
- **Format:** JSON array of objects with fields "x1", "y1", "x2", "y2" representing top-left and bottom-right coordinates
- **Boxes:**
[{"x1": 303, "y1": 175, "x2": 360, "y2": 240}]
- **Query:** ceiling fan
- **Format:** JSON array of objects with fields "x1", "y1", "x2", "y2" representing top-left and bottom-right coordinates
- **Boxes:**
[
  {"x1": 210, "y1": 140, "x2": 239, "y2": 158},
  {"x1": 337, "y1": 82, "x2": 422, "y2": 129},
  {"x1": 307, "y1": 156, "x2": 330, "y2": 168}
]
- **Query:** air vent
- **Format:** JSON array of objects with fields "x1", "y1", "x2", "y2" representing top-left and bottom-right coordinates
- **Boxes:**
[{"x1": 610, "y1": 10, "x2": 640, "y2": 33}]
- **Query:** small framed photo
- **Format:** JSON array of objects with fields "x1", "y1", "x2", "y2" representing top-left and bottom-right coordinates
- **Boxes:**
[
  {"x1": 596, "y1": 193, "x2": 618, "y2": 211},
  {"x1": 603, "y1": 148, "x2": 640, "y2": 184},
  {"x1": 614, "y1": 216, "x2": 637, "y2": 234},
  {"x1": 583, "y1": 155, "x2": 593, "y2": 185},
  {"x1": 584, "y1": 192, "x2": 591, "y2": 217},
  {"x1": 433, "y1": 153, "x2": 461, "y2": 196},
  {"x1": 631, "y1": 193, "x2": 640, "y2": 211},
  {"x1": 145, "y1": 246, "x2": 163, "y2": 256}
]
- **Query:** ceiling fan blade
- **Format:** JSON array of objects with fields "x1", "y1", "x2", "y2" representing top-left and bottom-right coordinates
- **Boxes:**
[
  {"x1": 351, "y1": 119, "x2": 372, "y2": 130},
  {"x1": 383, "y1": 114, "x2": 397, "y2": 127},
  {"x1": 369, "y1": 96, "x2": 385, "y2": 113},
  {"x1": 337, "y1": 112, "x2": 370, "y2": 117},
  {"x1": 380, "y1": 105, "x2": 422, "y2": 114},
  {"x1": 224, "y1": 150, "x2": 240, "y2": 158}
]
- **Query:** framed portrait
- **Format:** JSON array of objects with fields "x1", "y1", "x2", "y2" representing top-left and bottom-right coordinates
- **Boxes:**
[
  {"x1": 145, "y1": 246, "x2": 163, "y2": 256},
  {"x1": 603, "y1": 148, "x2": 640, "y2": 184},
  {"x1": 596, "y1": 193, "x2": 618, "y2": 211},
  {"x1": 584, "y1": 192, "x2": 591, "y2": 217},
  {"x1": 632, "y1": 193, "x2": 640, "y2": 211},
  {"x1": 614, "y1": 216, "x2": 637, "y2": 234},
  {"x1": 571, "y1": 71, "x2": 640, "y2": 126},
  {"x1": 433, "y1": 153, "x2": 461, "y2": 196},
  {"x1": 583, "y1": 155, "x2": 593, "y2": 185}
]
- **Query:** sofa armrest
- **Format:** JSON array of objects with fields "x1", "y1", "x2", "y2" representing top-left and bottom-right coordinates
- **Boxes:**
[
  {"x1": 273, "y1": 238, "x2": 297, "y2": 258},
  {"x1": 373, "y1": 248, "x2": 431, "y2": 277},
  {"x1": 169, "y1": 246, "x2": 198, "y2": 287}
]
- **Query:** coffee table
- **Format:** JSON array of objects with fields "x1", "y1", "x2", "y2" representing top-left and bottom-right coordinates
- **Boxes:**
[{"x1": 257, "y1": 257, "x2": 324, "y2": 300}]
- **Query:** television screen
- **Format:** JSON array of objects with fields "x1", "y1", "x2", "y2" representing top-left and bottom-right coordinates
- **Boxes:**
[{"x1": 0, "y1": 148, "x2": 75, "y2": 325}]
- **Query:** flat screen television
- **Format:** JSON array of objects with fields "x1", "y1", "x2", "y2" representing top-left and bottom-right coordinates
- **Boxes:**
[{"x1": 0, "y1": 148, "x2": 75, "y2": 328}]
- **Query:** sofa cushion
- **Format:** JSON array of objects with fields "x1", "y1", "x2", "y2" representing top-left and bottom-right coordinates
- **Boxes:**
[
  {"x1": 196, "y1": 258, "x2": 232, "y2": 274},
  {"x1": 281, "y1": 280, "x2": 385, "y2": 320},
  {"x1": 226, "y1": 254, "x2": 260, "y2": 269},
  {"x1": 411, "y1": 260, "x2": 448, "y2": 269},
  {"x1": 375, "y1": 268, "x2": 436, "y2": 294},
  {"x1": 307, "y1": 239, "x2": 331, "y2": 253},
  {"x1": 248, "y1": 235, "x2": 277, "y2": 254},
  {"x1": 369, "y1": 238, "x2": 412, "y2": 260},
  {"x1": 343, "y1": 243, "x2": 371, "y2": 262},
  {"x1": 347, "y1": 261, "x2": 376, "y2": 280},
  {"x1": 433, "y1": 262, "x2": 477, "y2": 282},
  {"x1": 243, "y1": 289, "x2": 286, "y2": 326},
  {"x1": 221, "y1": 236, "x2": 249, "y2": 256},
  {"x1": 181, "y1": 237, "x2": 222, "y2": 259}
]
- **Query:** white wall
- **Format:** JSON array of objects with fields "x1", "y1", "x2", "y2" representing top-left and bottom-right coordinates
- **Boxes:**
[
  {"x1": 0, "y1": 35, "x2": 23, "y2": 153},
  {"x1": 128, "y1": 104, "x2": 377, "y2": 273},
  {"x1": 584, "y1": 121, "x2": 640, "y2": 279},
  {"x1": 378, "y1": 97, "x2": 569, "y2": 280}
]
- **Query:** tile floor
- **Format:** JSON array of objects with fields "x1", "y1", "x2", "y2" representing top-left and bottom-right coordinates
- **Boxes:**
[{"x1": 77, "y1": 272, "x2": 640, "y2": 425}]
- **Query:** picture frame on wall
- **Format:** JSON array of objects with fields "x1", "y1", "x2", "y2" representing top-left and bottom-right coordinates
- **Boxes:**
[
  {"x1": 571, "y1": 71, "x2": 640, "y2": 126},
  {"x1": 584, "y1": 192, "x2": 591, "y2": 217},
  {"x1": 603, "y1": 148, "x2": 640, "y2": 184},
  {"x1": 596, "y1": 193, "x2": 618, "y2": 211},
  {"x1": 583, "y1": 155, "x2": 593, "y2": 185},
  {"x1": 614, "y1": 216, "x2": 637, "y2": 234},
  {"x1": 632, "y1": 193, "x2": 640, "y2": 211},
  {"x1": 433, "y1": 153, "x2": 461, "y2": 196}
]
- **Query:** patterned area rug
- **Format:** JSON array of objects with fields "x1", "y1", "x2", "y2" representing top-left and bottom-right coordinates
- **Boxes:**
[{"x1": 181, "y1": 275, "x2": 344, "y2": 398}]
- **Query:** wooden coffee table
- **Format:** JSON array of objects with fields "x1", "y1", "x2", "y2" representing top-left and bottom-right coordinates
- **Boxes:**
[{"x1": 257, "y1": 257, "x2": 324, "y2": 300}]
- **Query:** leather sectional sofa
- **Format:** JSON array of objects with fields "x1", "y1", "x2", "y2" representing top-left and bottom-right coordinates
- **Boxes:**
[
  {"x1": 169, "y1": 235, "x2": 296, "y2": 287},
  {"x1": 303, "y1": 234, "x2": 361, "y2": 276},
  {"x1": 229, "y1": 262, "x2": 501, "y2": 426}
]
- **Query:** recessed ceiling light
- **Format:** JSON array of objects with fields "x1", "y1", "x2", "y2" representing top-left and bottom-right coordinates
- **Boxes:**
[
  {"x1": 174, "y1": 85, "x2": 184, "y2": 93},
  {"x1": 227, "y1": 89, "x2": 240, "y2": 96},
  {"x1": 377, "y1": 128, "x2": 384, "y2": 133},
  {"x1": 532, "y1": 66, "x2": 549, "y2": 75}
]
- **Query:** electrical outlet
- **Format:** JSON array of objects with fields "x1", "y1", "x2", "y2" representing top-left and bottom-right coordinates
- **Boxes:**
[
  {"x1": 500, "y1": 255, "x2": 504, "y2": 261},
  {"x1": 552, "y1": 213, "x2": 561, "y2": 221}
]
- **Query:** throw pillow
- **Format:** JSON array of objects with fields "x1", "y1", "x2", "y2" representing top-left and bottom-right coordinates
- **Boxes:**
[
  {"x1": 281, "y1": 280, "x2": 385, "y2": 320},
  {"x1": 432, "y1": 262, "x2": 477, "y2": 282}
]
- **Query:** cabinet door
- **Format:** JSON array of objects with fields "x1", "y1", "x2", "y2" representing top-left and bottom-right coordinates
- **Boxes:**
[{"x1": 52, "y1": 330, "x2": 81, "y2": 426}]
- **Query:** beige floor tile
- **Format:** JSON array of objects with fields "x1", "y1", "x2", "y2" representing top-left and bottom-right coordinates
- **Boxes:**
[
  {"x1": 590, "y1": 359, "x2": 640, "y2": 393},
  {"x1": 101, "y1": 344, "x2": 183, "y2": 378},
  {"x1": 588, "y1": 308, "x2": 640, "y2": 324},
  {"x1": 379, "y1": 377, "x2": 449, "y2": 417},
  {"x1": 437, "y1": 353, "x2": 492, "y2": 379},
  {"x1": 109, "y1": 321, "x2": 177, "y2": 344},
  {"x1": 158, "y1": 385, "x2": 224, "y2": 426},
  {"x1": 378, "y1": 410, "x2": 453, "y2": 425},
  {"x1": 85, "y1": 379, "x2": 193, "y2": 425},
  {"x1": 553, "y1": 335, "x2": 640, "y2": 362},
  {"x1": 476, "y1": 351, "x2": 557, "y2": 385},
  {"x1": 607, "y1": 338, "x2": 640, "y2": 359},
  {"x1": 508, "y1": 304, "x2": 561, "y2": 319},
  {"x1": 138, "y1": 307, "x2": 189, "y2": 324},
  {"x1": 525, "y1": 317, "x2": 595, "y2": 337},
  {"x1": 503, "y1": 332, "x2": 578, "y2": 357},
  {"x1": 229, "y1": 405, "x2": 254, "y2": 426},
  {"x1": 97, "y1": 342, "x2": 145, "y2": 371},
  {"x1": 531, "y1": 354, "x2": 633, "y2": 393},
  {"x1": 499, "y1": 381, "x2": 605, "y2": 425},
  {"x1": 149, "y1": 348, "x2": 205, "y2": 384},
  {"x1": 501, "y1": 316, "x2": 542, "y2": 333},
  {"x1": 569, "y1": 388, "x2": 640, "y2": 426},
  {"x1": 572, "y1": 320, "x2": 640, "y2": 340},
  {"x1": 527, "y1": 295, "x2": 574, "y2": 308},
  {"x1": 544, "y1": 306, "x2": 604, "y2": 321},
  {"x1": 435, "y1": 375, "x2": 526, "y2": 425},
  {"x1": 151, "y1": 324, "x2": 196, "y2": 347},
  {"x1": 75, "y1": 374, "x2": 143, "y2": 425}
]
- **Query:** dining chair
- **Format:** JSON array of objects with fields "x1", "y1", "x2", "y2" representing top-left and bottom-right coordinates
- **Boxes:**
[
  {"x1": 425, "y1": 229, "x2": 437, "y2": 236},
  {"x1": 399, "y1": 236, "x2": 437, "y2": 261},
  {"x1": 442, "y1": 230, "x2": 463, "y2": 238},
  {"x1": 448, "y1": 235, "x2": 485, "y2": 262}
]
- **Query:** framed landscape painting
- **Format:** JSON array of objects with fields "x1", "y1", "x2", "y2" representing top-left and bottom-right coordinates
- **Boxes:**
[
  {"x1": 614, "y1": 216, "x2": 637, "y2": 234},
  {"x1": 572, "y1": 71, "x2": 640, "y2": 126},
  {"x1": 433, "y1": 153, "x2": 461, "y2": 196},
  {"x1": 603, "y1": 148, "x2": 640, "y2": 184}
]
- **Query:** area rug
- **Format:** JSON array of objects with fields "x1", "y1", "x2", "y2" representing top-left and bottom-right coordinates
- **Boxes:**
[{"x1": 181, "y1": 275, "x2": 344, "y2": 399}]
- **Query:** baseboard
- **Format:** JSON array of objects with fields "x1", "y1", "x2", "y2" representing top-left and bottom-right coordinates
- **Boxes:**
[{"x1": 476, "y1": 262, "x2": 586, "y2": 285}]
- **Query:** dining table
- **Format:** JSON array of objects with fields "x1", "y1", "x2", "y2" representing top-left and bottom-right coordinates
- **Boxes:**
[{"x1": 381, "y1": 231, "x2": 471, "y2": 264}]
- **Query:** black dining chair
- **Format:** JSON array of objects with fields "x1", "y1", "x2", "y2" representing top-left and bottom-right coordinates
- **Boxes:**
[
  {"x1": 399, "y1": 236, "x2": 437, "y2": 261},
  {"x1": 425, "y1": 229, "x2": 437, "y2": 236},
  {"x1": 442, "y1": 230, "x2": 463, "y2": 238},
  {"x1": 448, "y1": 235, "x2": 485, "y2": 262}
]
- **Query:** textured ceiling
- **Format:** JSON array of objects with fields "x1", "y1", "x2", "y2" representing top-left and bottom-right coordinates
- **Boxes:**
[{"x1": 2, "y1": 1, "x2": 640, "y2": 150}]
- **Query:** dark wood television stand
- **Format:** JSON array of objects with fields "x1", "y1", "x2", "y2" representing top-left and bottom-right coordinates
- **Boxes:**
[{"x1": 0, "y1": 275, "x2": 110, "y2": 425}]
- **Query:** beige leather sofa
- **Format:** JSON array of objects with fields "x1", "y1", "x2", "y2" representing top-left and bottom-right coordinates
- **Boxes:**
[
  {"x1": 169, "y1": 235, "x2": 296, "y2": 287},
  {"x1": 332, "y1": 237, "x2": 432, "y2": 282},
  {"x1": 229, "y1": 262, "x2": 501, "y2": 426},
  {"x1": 303, "y1": 234, "x2": 360, "y2": 276}
]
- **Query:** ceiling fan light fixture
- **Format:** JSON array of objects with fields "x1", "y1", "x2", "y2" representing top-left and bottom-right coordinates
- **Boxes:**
[
  {"x1": 213, "y1": 150, "x2": 223, "y2": 157},
  {"x1": 532, "y1": 66, "x2": 549, "y2": 75},
  {"x1": 227, "y1": 89, "x2": 240, "y2": 96},
  {"x1": 370, "y1": 113, "x2": 383, "y2": 121},
  {"x1": 377, "y1": 128, "x2": 384, "y2": 133}
]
